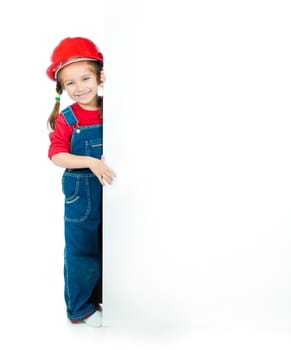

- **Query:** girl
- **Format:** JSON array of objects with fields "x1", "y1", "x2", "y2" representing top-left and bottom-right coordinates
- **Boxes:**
[{"x1": 46, "y1": 37, "x2": 115, "y2": 327}]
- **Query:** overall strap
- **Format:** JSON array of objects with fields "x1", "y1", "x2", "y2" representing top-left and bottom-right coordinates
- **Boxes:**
[{"x1": 61, "y1": 106, "x2": 78, "y2": 127}]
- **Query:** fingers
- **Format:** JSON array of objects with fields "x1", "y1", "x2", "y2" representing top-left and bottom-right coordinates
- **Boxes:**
[
  {"x1": 102, "y1": 169, "x2": 116, "y2": 185},
  {"x1": 98, "y1": 175, "x2": 105, "y2": 186},
  {"x1": 95, "y1": 168, "x2": 116, "y2": 186},
  {"x1": 106, "y1": 167, "x2": 117, "y2": 179},
  {"x1": 100, "y1": 156, "x2": 116, "y2": 184},
  {"x1": 98, "y1": 174, "x2": 113, "y2": 186}
]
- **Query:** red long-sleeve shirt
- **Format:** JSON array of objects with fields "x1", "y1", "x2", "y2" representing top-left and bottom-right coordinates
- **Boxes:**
[{"x1": 48, "y1": 102, "x2": 102, "y2": 159}]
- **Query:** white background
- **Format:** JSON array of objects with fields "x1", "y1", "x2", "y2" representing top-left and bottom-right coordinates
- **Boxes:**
[
  {"x1": 0, "y1": 0, "x2": 105, "y2": 348},
  {"x1": 1, "y1": 0, "x2": 291, "y2": 349}
]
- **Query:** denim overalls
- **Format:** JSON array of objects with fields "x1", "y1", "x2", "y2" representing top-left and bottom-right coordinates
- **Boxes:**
[{"x1": 61, "y1": 106, "x2": 103, "y2": 322}]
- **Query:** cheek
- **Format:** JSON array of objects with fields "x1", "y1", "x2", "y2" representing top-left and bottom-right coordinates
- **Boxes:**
[{"x1": 65, "y1": 86, "x2": 74, "y2": 95}]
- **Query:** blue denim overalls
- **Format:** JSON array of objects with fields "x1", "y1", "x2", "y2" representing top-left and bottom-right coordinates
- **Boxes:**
[{"x1": 61, "y1": 106, "x2": 103, "y2": 322}]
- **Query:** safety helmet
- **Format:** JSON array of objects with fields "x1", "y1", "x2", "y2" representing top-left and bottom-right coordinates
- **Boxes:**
[{"x1": 46, "y1": 37, "x2": 103, "y2": 81}]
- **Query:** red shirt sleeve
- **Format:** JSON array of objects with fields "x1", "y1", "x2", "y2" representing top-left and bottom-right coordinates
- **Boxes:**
[{"x1": 48, "y1": 113, "x2": 73, "y2": 159}]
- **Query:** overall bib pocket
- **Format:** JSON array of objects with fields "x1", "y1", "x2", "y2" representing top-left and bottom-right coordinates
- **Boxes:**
[{"x1": 85, "y1": 138, "x2": 103, "y2": 159}]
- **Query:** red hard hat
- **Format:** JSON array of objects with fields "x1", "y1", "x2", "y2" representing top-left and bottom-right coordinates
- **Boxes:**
[{"x1": 46, "y1": 37, "x2": 103, "y2": 81}]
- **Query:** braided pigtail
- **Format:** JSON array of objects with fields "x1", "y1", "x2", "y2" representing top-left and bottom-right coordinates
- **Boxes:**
[{"x1": 47, "y1": 81, "x2": 63, "y2": 131}]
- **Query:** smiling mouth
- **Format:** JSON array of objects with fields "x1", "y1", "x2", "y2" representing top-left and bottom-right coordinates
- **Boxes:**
[{"x1": 76, "y1": 91, "x2": 90, "y2": 98}]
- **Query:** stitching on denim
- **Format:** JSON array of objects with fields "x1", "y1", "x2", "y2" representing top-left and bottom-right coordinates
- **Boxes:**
[
  {"x1": 64, "y1": 176, "x2": 80, "y2": 203},
  {"x1": 64, "y1": 176, "x2": 91, "y2": 223}
]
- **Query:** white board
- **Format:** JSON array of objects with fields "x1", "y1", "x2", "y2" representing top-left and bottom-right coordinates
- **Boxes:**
[{"x1": 103, "y1": 0, "x2": 291, "y2": 328}]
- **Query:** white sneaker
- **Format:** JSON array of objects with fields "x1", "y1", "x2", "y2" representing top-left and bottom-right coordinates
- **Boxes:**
[{"x1": 83, "y1": 310, "x2": 102, "y2": 328}]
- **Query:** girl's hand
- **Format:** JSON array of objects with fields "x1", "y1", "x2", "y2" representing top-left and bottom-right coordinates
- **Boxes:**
[{"x1": 89, "y1": 156, "x2": 116, "y2": 186}]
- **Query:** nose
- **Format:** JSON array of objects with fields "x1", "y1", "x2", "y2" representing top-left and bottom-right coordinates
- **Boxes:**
[{"x1": 75, "y1": 81, "x2": 85, "y2": 91}]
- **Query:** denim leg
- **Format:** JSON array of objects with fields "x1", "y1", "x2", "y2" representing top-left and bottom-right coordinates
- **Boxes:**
[{"x1": 63, "y1": 174, "x2": 102, "y2": 321}]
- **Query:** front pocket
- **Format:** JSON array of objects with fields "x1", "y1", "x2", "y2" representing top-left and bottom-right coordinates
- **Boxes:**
[
  {"x1": 62, "y1": 174, "x2": 91, "y2": 222},
  {"x1": 86, "y1": 138, "x2": 103, "y2": 159}
]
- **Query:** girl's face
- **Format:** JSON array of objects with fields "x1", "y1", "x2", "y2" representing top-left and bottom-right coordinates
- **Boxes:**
[{"x1": 59, "y1": 61, "x2": 99, "y2": 110}]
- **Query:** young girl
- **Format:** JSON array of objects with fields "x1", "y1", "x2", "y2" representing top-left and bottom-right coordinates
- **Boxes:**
[{"x1": 46, "y1": 37, "x2": 115, "y2": 327}]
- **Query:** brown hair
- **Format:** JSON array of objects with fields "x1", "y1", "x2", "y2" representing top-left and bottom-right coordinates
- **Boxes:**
[{"x1": 47, "y1": 60, "x2": 103, "y2": 131}]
